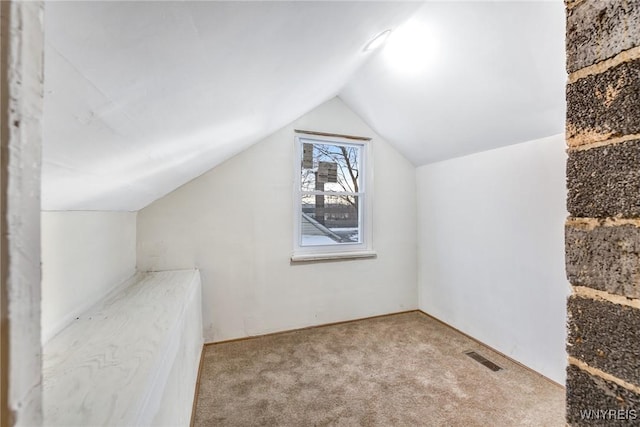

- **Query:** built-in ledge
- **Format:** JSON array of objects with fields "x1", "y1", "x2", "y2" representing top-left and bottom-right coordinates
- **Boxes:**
[
  {"x1": 43, "y1": 269, "x2": 203, "y2": 427},
  {"x1": 291, "y1": 250, "x2": 377, "y2": 262}
]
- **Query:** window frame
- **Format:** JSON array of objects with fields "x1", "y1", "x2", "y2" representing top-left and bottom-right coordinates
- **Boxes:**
[{"x1": 291, "y1": 131, "x2": 376, "y2": 262}]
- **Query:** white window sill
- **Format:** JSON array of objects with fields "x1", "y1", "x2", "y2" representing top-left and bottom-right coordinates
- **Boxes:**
[{"x1": 290, "y1": 250, "x2": 377, "y2": 262}]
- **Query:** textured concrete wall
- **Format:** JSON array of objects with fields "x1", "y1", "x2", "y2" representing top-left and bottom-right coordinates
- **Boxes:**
[
  {"x1": 566, "y1": 0, "x2": 640, "y2": 73},
  {"x1": 567, "y1": 365, "x2": 640, "y2": 425},
  {"x1": 566, "y1": 61, "x2": 640, "y2": 147},
  {"x1": 567, "y1": 0, "x2": 640, "y2": 73},
  {"x1": 566, "y1": 141, "x2": 640, "y2": 217},
  {"x1": 565, "y1": 1, "x2": 640, "y2": 425},
  {"x1": 565, "y1": 220, "x2": 640, "y2": 298},
  {"x1": 0, "y1": 1, "x2": 44, "y2": 426}
]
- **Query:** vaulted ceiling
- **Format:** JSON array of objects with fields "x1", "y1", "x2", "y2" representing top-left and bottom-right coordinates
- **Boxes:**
[{"x1": 43, "y1": 1, "x2": 565, "y2": 211}]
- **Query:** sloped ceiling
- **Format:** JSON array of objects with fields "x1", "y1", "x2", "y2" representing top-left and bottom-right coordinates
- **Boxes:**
[
  {"x1": 42, "y1": 1, "x2": 565, "y2": 212},
  {"x1": 341, "y1": 0, "x2": 566, "y2": 165}
]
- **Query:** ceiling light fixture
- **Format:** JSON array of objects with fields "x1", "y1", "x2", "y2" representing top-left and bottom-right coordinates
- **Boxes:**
[
  {"x1": 363, "y1": 29, "x2": 392, "y2": 53},
  {"x1": 383, "y1": 22, "x2": 439, "y2": 74}
]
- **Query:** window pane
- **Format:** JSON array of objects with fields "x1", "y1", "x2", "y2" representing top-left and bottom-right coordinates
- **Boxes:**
[
  {"x1": 301, "y1": 142, "x2": 361, "y2": 193},
  {"x1": 301, "y1": 195, "x2": 360, "y2": 246}
]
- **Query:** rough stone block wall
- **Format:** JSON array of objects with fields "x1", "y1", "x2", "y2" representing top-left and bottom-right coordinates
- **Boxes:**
[{"x1": 565, "y1": 0, "x2": 640, "y2": 425}]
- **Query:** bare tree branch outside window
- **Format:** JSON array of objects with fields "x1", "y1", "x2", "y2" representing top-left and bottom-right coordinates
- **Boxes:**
[{"x1": 299, "y1": 140, "x2": 363, "y2": 245}]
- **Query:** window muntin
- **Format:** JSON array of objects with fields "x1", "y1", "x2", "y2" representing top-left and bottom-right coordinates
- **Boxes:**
[{"x1": 294, "y1": 134, "x2": 369, "y2": 255}]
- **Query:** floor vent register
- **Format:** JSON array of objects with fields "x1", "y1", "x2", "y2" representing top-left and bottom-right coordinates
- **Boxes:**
[{"x1": 464, "y1": 351, "x2": 503, "y2": 372}]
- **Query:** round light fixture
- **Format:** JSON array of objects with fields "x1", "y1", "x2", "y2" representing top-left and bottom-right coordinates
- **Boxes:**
[
  {"x1": 363, "y1": 29, "x2": 392, "y2": 53},
  {"x1": 383, "y1": 21, "x2": 438, "y2": 74}
]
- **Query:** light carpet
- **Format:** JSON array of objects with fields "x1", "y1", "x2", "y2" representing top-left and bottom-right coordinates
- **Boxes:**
[{"x1": 193, "y1": 311, "x2": 564, "y2": 426}]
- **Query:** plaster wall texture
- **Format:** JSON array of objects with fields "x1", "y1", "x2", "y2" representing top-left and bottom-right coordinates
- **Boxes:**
[
  {"x1": 137, "y1": 97, "x2": 418, "y2": 342},
  {"x1": 1, "y1": 1, "x2": 44, "y2": 425},
  {"x1": 416, "y1": 134, "x2": 569, "y2": 384},
  {"x1": 41, "y1": 211, "x2": 137, "y2": 344}
]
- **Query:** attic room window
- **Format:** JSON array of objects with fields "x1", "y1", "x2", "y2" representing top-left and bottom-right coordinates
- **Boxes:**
[{"x1": 291, "y1": 131, "x2": 376, "y2": 262}]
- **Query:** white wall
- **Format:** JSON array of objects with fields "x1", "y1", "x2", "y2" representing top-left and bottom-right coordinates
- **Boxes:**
[
  {"x1": 1, "y1": 2, "x2": 45, "y2": 425},
  {"x1": 41, "y1": 211, "x2": 137, "y2": 343},
  {"x1": 417, "y1": 134, "x2": 569, "y2": 384},
  {"x1": 137, "y1": 97, "x2": 417, "y2": 342}
]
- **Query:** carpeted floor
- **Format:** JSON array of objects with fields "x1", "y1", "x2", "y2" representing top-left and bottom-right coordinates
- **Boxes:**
[{"x1": 192, "y1": 311, "x2": 565, "y2": 426}]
